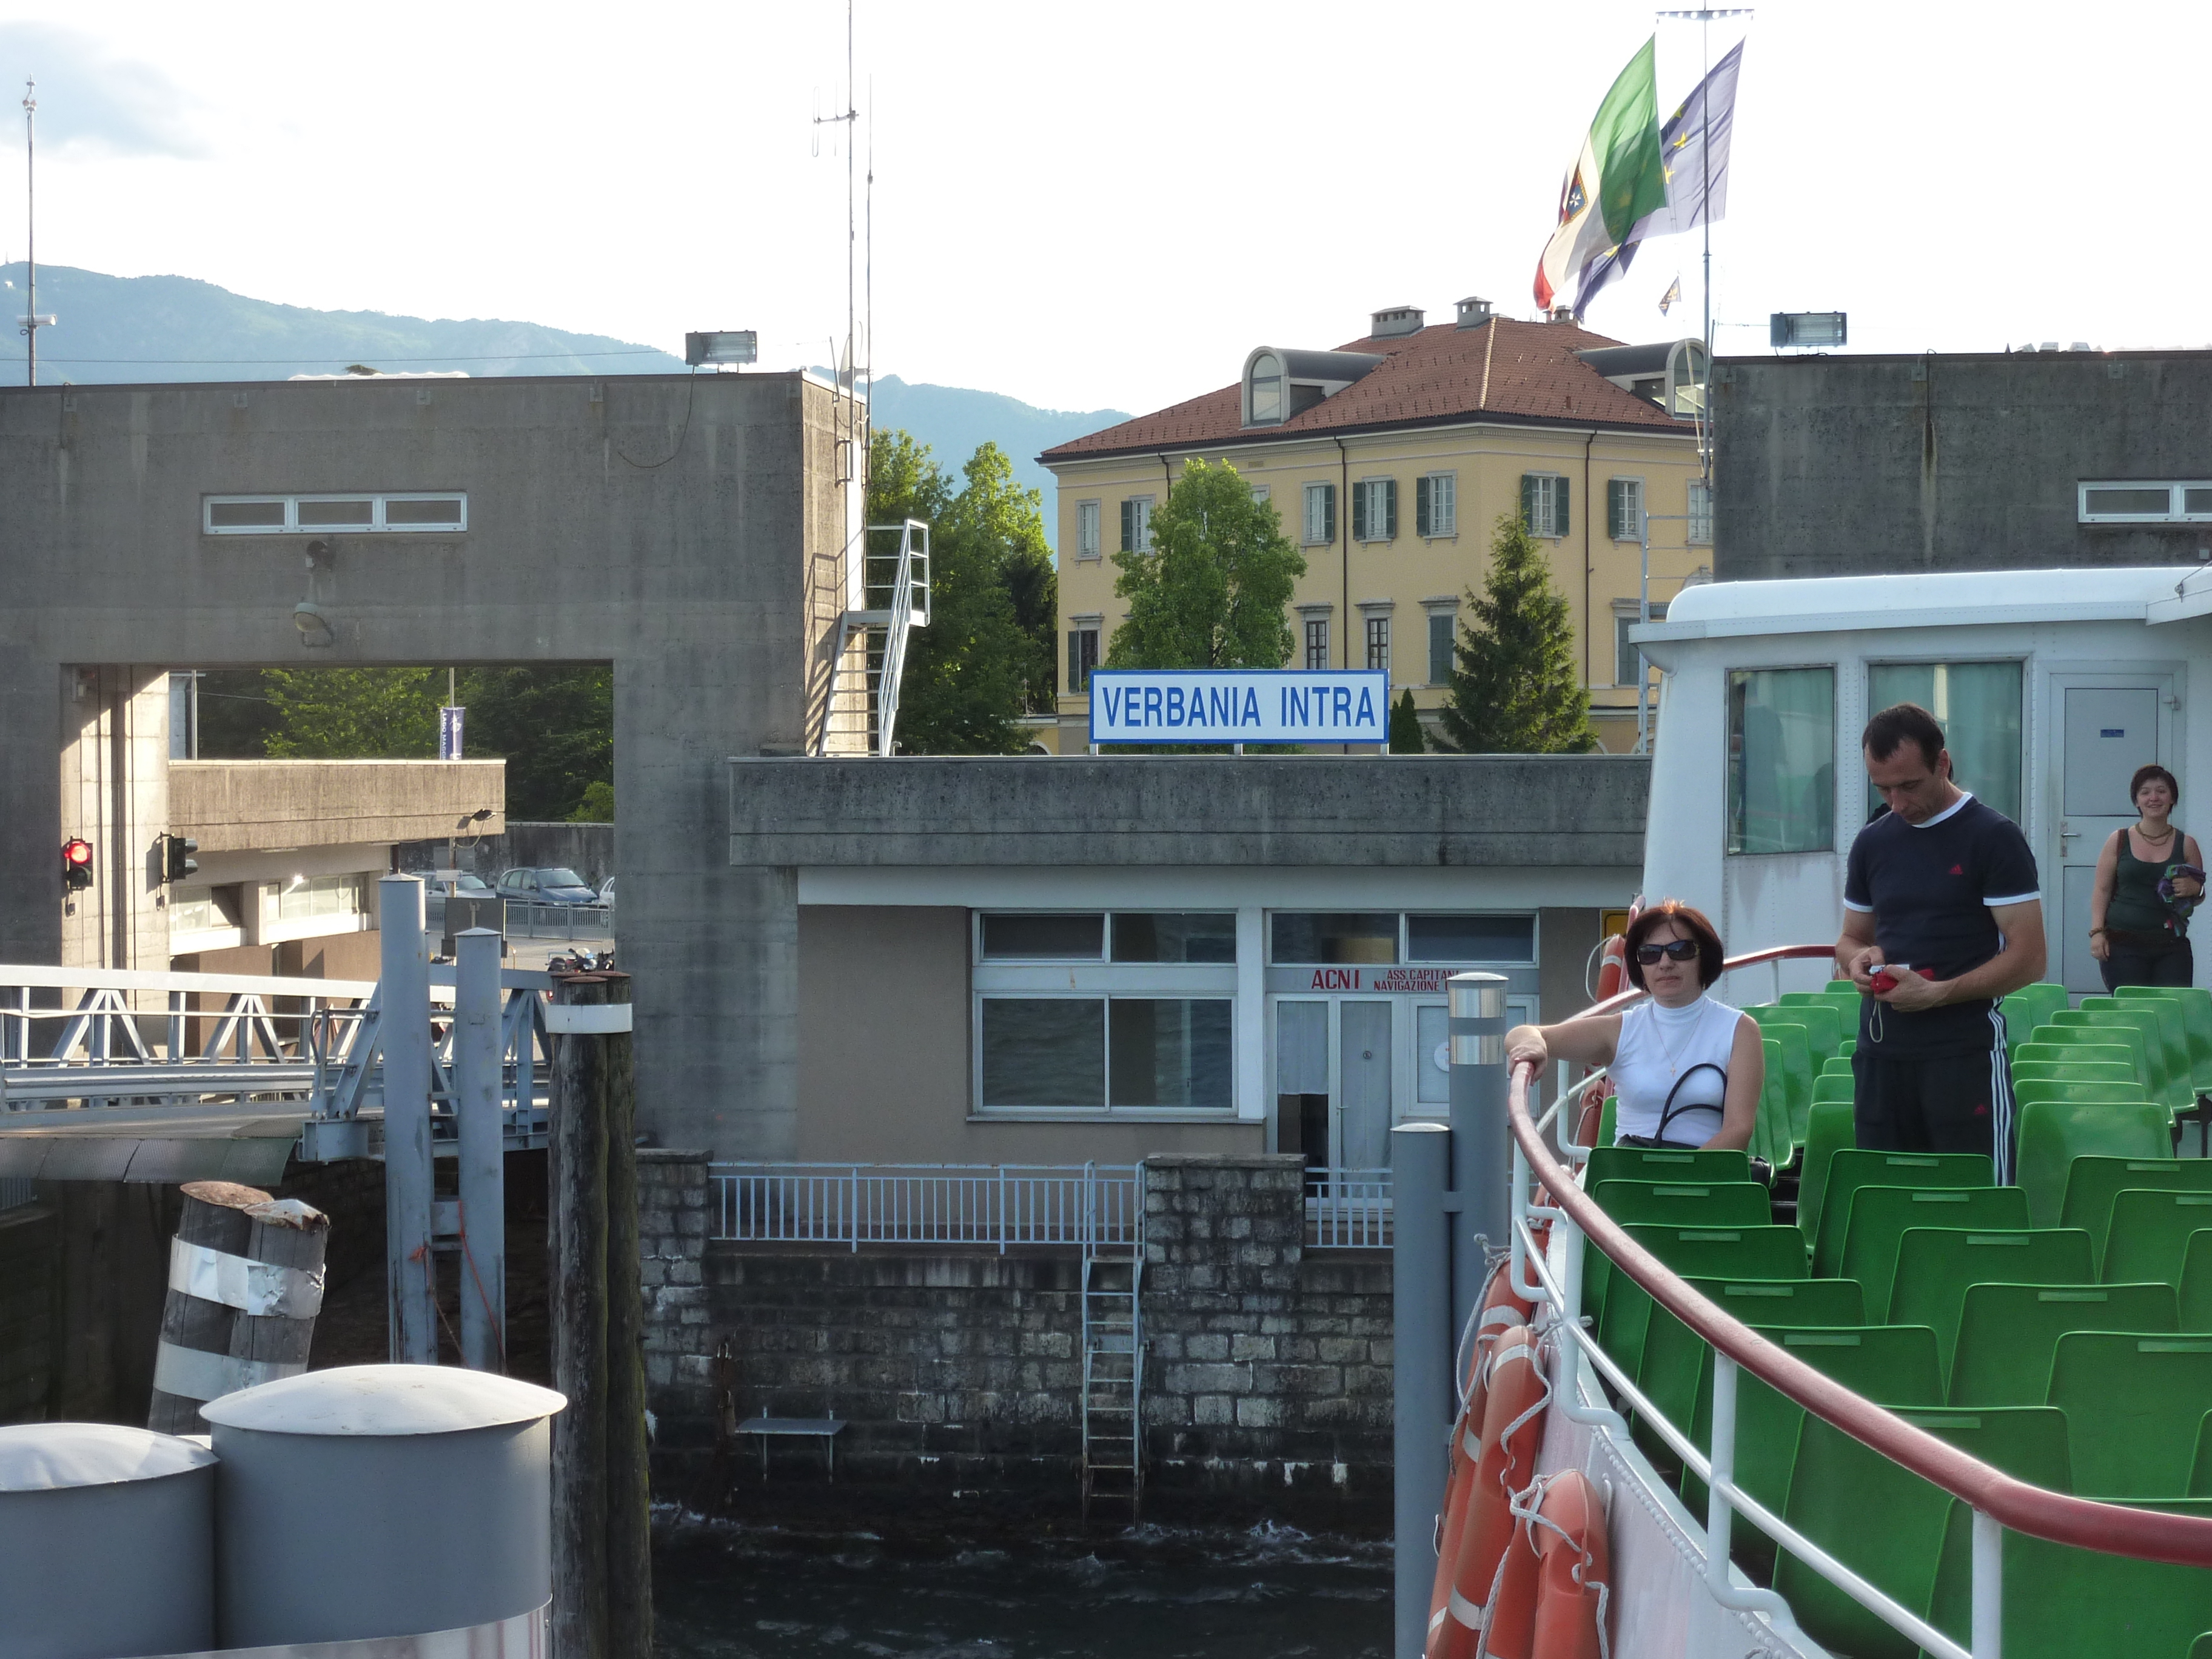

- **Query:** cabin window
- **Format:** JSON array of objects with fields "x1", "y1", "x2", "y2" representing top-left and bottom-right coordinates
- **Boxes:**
[
  {"x1": 1728, "y1": 667, "x2": 1835, "y2": 855},
  {"x1": 1864, "y1": 661, "x2": 2024, "y2": 823}
]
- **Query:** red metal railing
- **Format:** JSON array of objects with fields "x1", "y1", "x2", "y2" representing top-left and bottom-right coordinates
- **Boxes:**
[{"x1": 1508, "y1": 942, "x2": 2212, "y2": 1569}]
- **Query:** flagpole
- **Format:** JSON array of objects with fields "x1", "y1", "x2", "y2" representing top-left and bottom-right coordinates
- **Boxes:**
[{"x1": 1658, "y1": 8, "x2": 1750, "y2": 481}]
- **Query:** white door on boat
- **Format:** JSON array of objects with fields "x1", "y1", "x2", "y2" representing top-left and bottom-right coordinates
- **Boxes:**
[{"x1": 2056, "y1": 679, "x2": 2173, "y2": 993}]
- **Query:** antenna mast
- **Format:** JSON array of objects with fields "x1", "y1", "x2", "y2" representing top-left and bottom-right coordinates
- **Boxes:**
[
  {"x1": 813, "y1": 4, "x2": 860, "y2": 483},
  {"x1": 22, "y1": 78, "x2": 39, "y2": 387}
]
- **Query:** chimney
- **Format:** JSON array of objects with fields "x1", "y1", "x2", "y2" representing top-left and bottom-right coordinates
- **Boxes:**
[
  {"x1": 1370, "y1": 306, "x2": 1425, "y2": 340},
  {"x1": 1454, "y1": 297, "x2": 1493, "y2": 329}
]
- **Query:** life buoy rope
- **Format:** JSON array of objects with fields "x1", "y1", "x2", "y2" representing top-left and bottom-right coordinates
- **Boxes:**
[{"x1": 1426, "y1": 1326, "x2": 1552, "y2": 1659}]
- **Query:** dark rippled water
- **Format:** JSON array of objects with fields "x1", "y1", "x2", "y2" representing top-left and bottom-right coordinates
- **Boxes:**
[{"x1": 654, "y1": 1518, "x2": 1390, "y2": 1659}]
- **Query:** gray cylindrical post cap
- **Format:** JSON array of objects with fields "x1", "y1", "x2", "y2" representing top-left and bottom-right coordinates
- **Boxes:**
[
  {"x1": 0, "y1": 1423, "x2": 215, "y2": 1489},
  {"x1": 199, "y1": 1363, "x2": 566, "y2": 1433},
  {"x1": 1447, "y1": 970, "x2": 1508, "y2": 1019}
]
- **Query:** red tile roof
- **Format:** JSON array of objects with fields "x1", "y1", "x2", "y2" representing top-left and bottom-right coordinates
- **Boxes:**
[{"x1": 1041, "y1": 316, "x2": 1689, "y2": 462}]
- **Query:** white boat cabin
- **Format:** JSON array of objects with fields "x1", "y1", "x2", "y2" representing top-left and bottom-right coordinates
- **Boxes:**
[{"x1": 1634, "y1": 566, "x2": 2212, "y2": 994}]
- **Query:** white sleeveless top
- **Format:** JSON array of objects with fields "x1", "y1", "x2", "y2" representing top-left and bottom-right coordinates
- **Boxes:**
[{"x1": 1610, "y1": 994, "x2": 1746, "y2": 1146}]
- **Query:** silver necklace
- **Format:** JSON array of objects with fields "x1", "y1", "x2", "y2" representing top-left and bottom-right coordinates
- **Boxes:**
[{"x1": 1653, "y1": 999, "x2": 1700, "y2": 1075}]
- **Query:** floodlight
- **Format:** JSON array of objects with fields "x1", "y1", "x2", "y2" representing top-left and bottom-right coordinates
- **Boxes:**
[
  {"x1": 1770, "y1": 312, "x2": 1848, "y2": 350},
  {"x1": 685, "y1": 331, "x2": 759, "y2": 367}
]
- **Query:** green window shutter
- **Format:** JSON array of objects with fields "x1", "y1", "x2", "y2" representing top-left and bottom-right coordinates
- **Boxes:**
[
  {"x1": 1429, "y1": 612, "x2": 1453, "y2": 683},
  {"x1": 1324, "y1": 484, "x2": 1336, "y2": 541},
  {"x1": 1119, "y1": 500, "x2": 1134, "y2": 552},
  {"x1": 1521, "y1": 473, "x2": 1537, "y2": 531},
  {"x1": 1607, "y1": 480, "x2": 1624, "y2": 540},
  {"x1": 1352, "y1": 481, "x2": 1368, "y2": 542},
  {"x1": 1557, "y1": 476, "x2": 1570, "y2": 538},
  {"x1": 1415, "y1": 475, "x2": 1431, "y2": 537},
  {"x1": 1384, "y1": 479, "x2": 1398, "y2": 539}
]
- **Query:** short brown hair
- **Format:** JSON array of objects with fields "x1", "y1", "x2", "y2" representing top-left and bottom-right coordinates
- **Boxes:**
[
  {"x1": 2132, "y1": 764, "x2": 2180, "y2": 808},
  {"x1": 1623, "y1": 899, "x2": 1726, "y2": 990},
  {"x1": 1863, "y1": 703, "x2": 1947, "y2": 771}
]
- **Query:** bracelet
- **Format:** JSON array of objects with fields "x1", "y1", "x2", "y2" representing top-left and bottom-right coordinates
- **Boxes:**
[{"x1": 2090, "y1": 927, "x2": 2108, "y2": 936}]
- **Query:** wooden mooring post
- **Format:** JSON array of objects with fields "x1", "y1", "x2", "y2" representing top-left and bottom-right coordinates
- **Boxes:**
[{"x1": 548, "y1": 970, "x2": 651, "y2": 1659}]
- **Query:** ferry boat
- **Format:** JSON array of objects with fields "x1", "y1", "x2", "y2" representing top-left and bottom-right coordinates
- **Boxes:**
[{"x1": 1422, "y1": 568, "x2": 2212, "y2": 1659}]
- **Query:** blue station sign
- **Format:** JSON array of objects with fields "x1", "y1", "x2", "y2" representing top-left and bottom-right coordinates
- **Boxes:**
[{"x1": 1087, "y1": 669, "x2": 1390, "y2": 746}]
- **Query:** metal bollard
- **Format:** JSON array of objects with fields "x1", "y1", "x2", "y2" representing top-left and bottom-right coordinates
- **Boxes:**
[
  {"x1": 1390, "y1": 1120, "x2": 1452, "y2": 1659},
  {"x1": 455, "y1": 926, "x2": 506, "y2": 1371},
  {"x1": 379, "y1": 874, "x2": 437, "y2": 1364},
  {"x1": 1447, "y1": 971, "x2": 1510, "y2": 1336}
]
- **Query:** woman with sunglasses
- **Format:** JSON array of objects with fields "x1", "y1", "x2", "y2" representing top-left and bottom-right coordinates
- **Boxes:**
[{"x1": 1505, "y1": 900, "x2": 1763, "y2": 1150}]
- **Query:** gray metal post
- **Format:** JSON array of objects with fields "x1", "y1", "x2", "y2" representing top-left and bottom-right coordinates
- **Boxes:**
[
  {"x1": 1391, "y1": 1119, "x2": 1452, "y2": 1659},
  {"x1": 455, "y1": 926, "x2": 506, "y2": 1372},
  {"x1": 379, "y1": 874, "x2": 436, "y2": 1365},
  {"x1": 1447, "y1": 971, "x2": 1510, "y2": 1339}
]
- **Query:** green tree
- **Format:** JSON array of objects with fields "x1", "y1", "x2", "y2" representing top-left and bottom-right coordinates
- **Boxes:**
[
  {"x1": 260, "y1": 667, "x2": 441, "y2": 758},
  {"x1": 569, "y1": 779, "x2": 616, "y2": 822},
  {"x1": 936, "y1": 440, "x2": 1057, "y2": 716},
  {"x1": 1436, "y1": 512, "x2": 1597, "y2": 754},
  {"x1": 1106, "y1": 459, "x2": 1304, "y2": 669},
  {"x1": 457, "y1": 666, "x2": 614, "y2": 820},
  {"x1": 1389, "y1": 689, "x2": 1426, "y2": 753}
]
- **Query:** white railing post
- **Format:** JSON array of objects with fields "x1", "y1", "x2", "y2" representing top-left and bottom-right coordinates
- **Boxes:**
[
  {"x1": 1706, "y1": 1352, "x2": 1740, "y2": 1593},
  {"x1": 1972, "y1": 1509, "x2": 2003, "y2": 1659},
  {"x1": 848, "y1": 1166, "x2": 859, "y2": 1253}
]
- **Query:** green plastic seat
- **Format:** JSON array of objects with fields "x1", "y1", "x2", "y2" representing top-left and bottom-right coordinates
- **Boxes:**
[
  {"x1": 1754, "y1": 1000, "x2": 1842, "y2": 1067},
  {"x1": 1633, "y1": 1275, "x2": 1865, "y2": 1478},
  {"x1": 1583, "y1": 1146, "x2": 1752, "y2": 1190},
  {"x1": 2012, "y1": 1078, "x2": 2153, "y2": 1111},
  {"x1": 2037, "y1": 1017, "x2": 2156, "y2": 1098},
  {"x1": 1795, "y1": 1101, "x2": 1855, "y2": 1246},
  {"x1": 1886, "y1": 1226, "x2": 2095, "y2": 1384},
  {"x1": 1820, "y1": 1053, "x2": 1854, "y2": 1078},
  {"x1": 1775, "y1": 1405, "x2": 2071, "y2": 1659},
  {"x1": 1752, "y1": 1037, "x2": 1790, "y2": 1167},
  {"x1": 1927, "y1": 1498, "x2": 2212, "y2": 1658},
  {"x1": 2105, "y1": 1190, "x2": 2212, "y2": 1286},
  {"x1": 1951, "y1": 1281, "x2": 2178, "y2": 1406},
  {"x1": 2180, "y1": 1232, "x2": 2212, "y2": 1329},
  {"x1": 2010, "y1": 1059, "x2": 2139, "y2": 1088},
  {"x1": 2085, "y1": 993, "x2": 2191, "y2": 1110},
  {"x1": 1685, "y1": 1323, "x2": 1942, "y2": 1575},
  {"x1": 1811, "y1": 1071, "x2": 1855, "y2": 1107},
  {"x1": 2059, "y1": 1155, "x2": 2212, "y2": 1271},
  {"x1": 2054, "y1": 1006, "x2": 2179, "y2": 1108},
  {"x1": 2119, "y1": 983, "x2": 2212, "y2": 1093},
  {"x1": 1746, "y1": 1019, "x2": 1814, "y2": 1147},
  {"x1": 2019, "y1": 1101, "x2": 2174, "y2": 1229},
  {"x1": 2049, "y1": 1331, "x2": 2212, "y2": 1498},
  {"x1": 1812, "y1": 1149, "x2": 1993, "y2": 1278},
  {"x1": 2187, "y1": 1411, "x2": 2212, "y2": 1493},
  {"x1": 1595, "y1": 1202, "x2": 1793, "y2": 1379},
  {"x1": 2015, "y1": 1040, "x2": 2135, "y2": 1071},
  {"x1": 1839, "y1": 1185, "x2": 2030, "y2": 1321},
  {"x1": 1838, "y1": 1037, "x2": 1855, "y2": 1059}
]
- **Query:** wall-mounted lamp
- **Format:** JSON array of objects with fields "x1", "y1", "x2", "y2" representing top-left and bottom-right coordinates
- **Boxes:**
[{"x1": 293, "y1": 602, "x2": 335, "y2": 648}]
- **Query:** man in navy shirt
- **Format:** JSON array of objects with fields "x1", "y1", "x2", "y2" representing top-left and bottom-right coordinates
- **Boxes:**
[{"x1": 1837, "y1": 703, "x2": 2046, "y2": 1180}]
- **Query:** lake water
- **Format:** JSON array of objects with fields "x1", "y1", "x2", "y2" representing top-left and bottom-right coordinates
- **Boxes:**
[{"x1": 655, "y1": 1518, "x2": 1391, "y2": 1659}]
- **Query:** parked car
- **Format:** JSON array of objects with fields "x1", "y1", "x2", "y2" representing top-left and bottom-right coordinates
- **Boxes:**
[
  {"x1": 598, "y1": 875, "x2": 617, "y2": 905},
  {"x1": 425, "y1": 872, "x2": 494, "y2": 899},
  {"x1": 496, "y1": 866, "x2": 601, "y2": 906}
]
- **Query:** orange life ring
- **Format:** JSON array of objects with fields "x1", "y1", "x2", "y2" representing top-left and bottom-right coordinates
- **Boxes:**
[
  {"x1": 1592, "y1": 932, "x2": 1627, "y2": 1004},
  {"x1": 1426, "y1": 1326, "x2": 1550, "y2": 1659},
  {"x1": 1528, "y1": 1470, "x2": 1610, "y2": 1659}
]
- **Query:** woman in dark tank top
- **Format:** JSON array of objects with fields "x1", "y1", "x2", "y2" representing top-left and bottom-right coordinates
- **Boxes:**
[{"x1": 2090, "y1": 763, "x2": 2205, "y2": 990}]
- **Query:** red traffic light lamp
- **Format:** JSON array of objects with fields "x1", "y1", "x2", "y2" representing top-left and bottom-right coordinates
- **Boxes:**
[{"x1": 61, "y1": 837, "x2": 93, "y2": 891}]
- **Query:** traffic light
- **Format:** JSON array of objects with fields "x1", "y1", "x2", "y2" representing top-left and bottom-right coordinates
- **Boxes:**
[
  {"x1": 61, "y1": 837, "x2": 93, "y2": 891},
  {"x1": 164, "y1": 834, "x2": 198, "y2": 883}
]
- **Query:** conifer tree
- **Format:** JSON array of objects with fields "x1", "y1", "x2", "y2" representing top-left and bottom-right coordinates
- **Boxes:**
[
  {"x1": 1436, "y1": 512, "x2": 1597, "y2": 754},
  {"x1": 1389, "y1": 689, "x2": 1426, "y2": 753}
]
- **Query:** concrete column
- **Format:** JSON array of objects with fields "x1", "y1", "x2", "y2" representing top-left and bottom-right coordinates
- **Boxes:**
[
  {"x1": 1390, "y1": 1120, "x2": 1450, "y2": 1659},
  {"x1": 454, "y1": 926, "x2": 505, "y2": 1372},
  {"x1": 379, "y1": 875, "x2": 435, "y2": 1364},
  {"x1": 1447, "y1": 971, "x2": 1509, "y2": 1338},
  {"x1": 1235, "y1": 905, "x2": 1265, "y2": 1123}
]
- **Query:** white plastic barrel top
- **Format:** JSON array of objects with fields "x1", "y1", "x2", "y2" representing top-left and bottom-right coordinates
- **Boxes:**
[
  {"x1": 0, "y1": 1423, "x2": 217, "y2": 1659},
  {"x1": 201, "y1": 1364, "x2": 566, "y2": 1650}
]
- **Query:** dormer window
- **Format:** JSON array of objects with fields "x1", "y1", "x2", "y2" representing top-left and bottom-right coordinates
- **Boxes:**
[{"x1": 1248, "y1": 354, "x2": 1284, "y2": 426}]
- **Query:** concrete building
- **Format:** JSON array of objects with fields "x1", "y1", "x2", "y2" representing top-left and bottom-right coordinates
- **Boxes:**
[
  {"x1": 1712, "y1": 347, "x2": 2212, "y2": 580},
  {"x1": 1042, "y1": 302, "x2": 1709, "y2": 753},
  {"x1": 729, "y1": 753, "x2": 1646, "y2": 1167},
  {"x1": 0, "y1": 370, "x2": 857, "y2": 1159}
]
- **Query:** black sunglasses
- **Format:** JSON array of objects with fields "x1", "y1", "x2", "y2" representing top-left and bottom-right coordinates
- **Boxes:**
[{"x1": 1634, "y1": 939, "x2": 1701, "y2": 964}]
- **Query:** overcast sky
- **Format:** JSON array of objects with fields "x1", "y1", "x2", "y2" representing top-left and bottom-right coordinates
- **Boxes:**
[{"x1": 0, "y1": 1, "x2": 2202, "y2": 417}]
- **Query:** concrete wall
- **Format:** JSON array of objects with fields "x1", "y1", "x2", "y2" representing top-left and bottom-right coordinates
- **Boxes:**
[
  {"x1": 794, "y1": 906, "x2": 1260, "y2": 1163},
  {"x1": 642, "y1": 1153, "x2": 1391, "y2": 1526},
  {"x1": 0, "y1": 1203, "x2": 56, "y2": 1423},
  {"x1": 59, "y1": 667, "x2": 169, "y2": 972},
  {"x1": 169, "y1": 758, "x2": 504, "y2": 852},
  {"x1": 0, "y1": 372, "x2": 855, "y2": 1156},
  {"x1": 1714, "y1": 350, "x2": 2212, "y2": 579}
]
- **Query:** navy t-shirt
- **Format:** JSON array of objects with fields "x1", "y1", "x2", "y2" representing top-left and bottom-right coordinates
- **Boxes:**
[{"x1": 1843, "y1": 793, "x2": 2040, "y2": 1055}]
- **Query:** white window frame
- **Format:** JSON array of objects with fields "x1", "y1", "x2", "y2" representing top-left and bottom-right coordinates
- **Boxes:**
[
  {"x1": 1417, "y1": 471, "x2": 1457, "y2": 538},
  {"x1": 1302, "y1": 614, "x2": 1331, "y2": 671},
  {"x1": 1364, "y1": 614, "x2": 1391, "y2": 675},
  {"x1": 1303, "y1": 481, "x2": 1336, "y2": 546},
  {"x1": 2077, "y1": 481, "x2": 2212, "y2": 524},
  {"x1": 1076, "y1": 499, "x2": 1102, "y2": 560},
  {"x1": 203, "y1": 492, "x2": 469, "y2": 535},
  {"x1": 1250, "y1": 483, "x2": 1270, "y2": 504},
  {"x1": 1525, "y1": 473, "x2": 1565, "y2": 539},
  {"x1": 1687, "y1": 478, "x2": 1714, "y2": 545},
  {"x1": 1121, "y1": 495, "x2": 1156, "y2": 553},
  {"x1": 1354, "y1": 477, "x2": 1396, "y2": 545},
  {"x1": 1607, "y1": 477, "x2": 1646, "y2": 543}
]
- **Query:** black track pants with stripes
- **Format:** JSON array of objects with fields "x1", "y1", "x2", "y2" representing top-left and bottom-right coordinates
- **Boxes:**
[{"x1": 1851, "y1": 1016, "x2": 2016, "y2": 1184}]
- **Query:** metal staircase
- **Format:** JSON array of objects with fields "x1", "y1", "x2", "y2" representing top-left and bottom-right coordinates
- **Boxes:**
[
  {"x1": 817, "y1": 517, "x2": 931, "y2": 755},
  {"x1": 1079, "y1": 1171, "x2": 1144, "y2": 1525}
]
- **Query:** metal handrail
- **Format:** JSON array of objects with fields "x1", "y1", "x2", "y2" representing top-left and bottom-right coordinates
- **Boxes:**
[{"x1": 1506, "y1": 941, "x2": 2212, "y2": 1572}]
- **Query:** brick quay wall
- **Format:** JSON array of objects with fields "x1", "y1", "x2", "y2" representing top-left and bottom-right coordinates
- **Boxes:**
[{"x1": 637, "y1": 1153, "x2": 1394, "y2": 1529}]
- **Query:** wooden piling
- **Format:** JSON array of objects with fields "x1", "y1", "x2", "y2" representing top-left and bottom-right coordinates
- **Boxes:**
[{"x1": 548, "y1": 970, "x2": 649, "y2": 1659}]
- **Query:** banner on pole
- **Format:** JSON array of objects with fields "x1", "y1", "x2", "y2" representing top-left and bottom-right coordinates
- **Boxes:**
[{"x1": 439, "y1": 706, "x2": 464, "y2": 760}]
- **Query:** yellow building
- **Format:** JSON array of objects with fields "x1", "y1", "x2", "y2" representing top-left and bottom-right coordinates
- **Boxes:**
[{"x1": 1040, "y1": 298, "x2": 1711, "y2": 753}]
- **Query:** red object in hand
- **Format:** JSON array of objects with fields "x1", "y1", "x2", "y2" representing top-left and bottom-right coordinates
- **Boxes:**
[{"x1": 1869, "y1": 964, "x2": 1910, "y2": 994}]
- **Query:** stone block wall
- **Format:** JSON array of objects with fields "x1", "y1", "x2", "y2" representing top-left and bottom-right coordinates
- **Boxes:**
[{"x1": 640, "y1": 1153, "x2": 1393, "y2": 1525}]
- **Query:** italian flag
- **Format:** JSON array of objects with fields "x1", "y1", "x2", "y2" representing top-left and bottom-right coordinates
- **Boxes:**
[{"x1": 1533, "y1": 38, "x2": 1669, "y2": 314}]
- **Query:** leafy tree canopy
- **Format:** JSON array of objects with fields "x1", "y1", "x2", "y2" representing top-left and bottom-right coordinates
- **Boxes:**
[
  {"x1": 1436, "y1": 512, "x2": 1597, "y2": 755},
  {"x1": 1106, "y1": 459, "x2": 1304, "y2": 669},
  {"x1": 260, "y1": 668, "x2": 441, "y2": 759}
]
